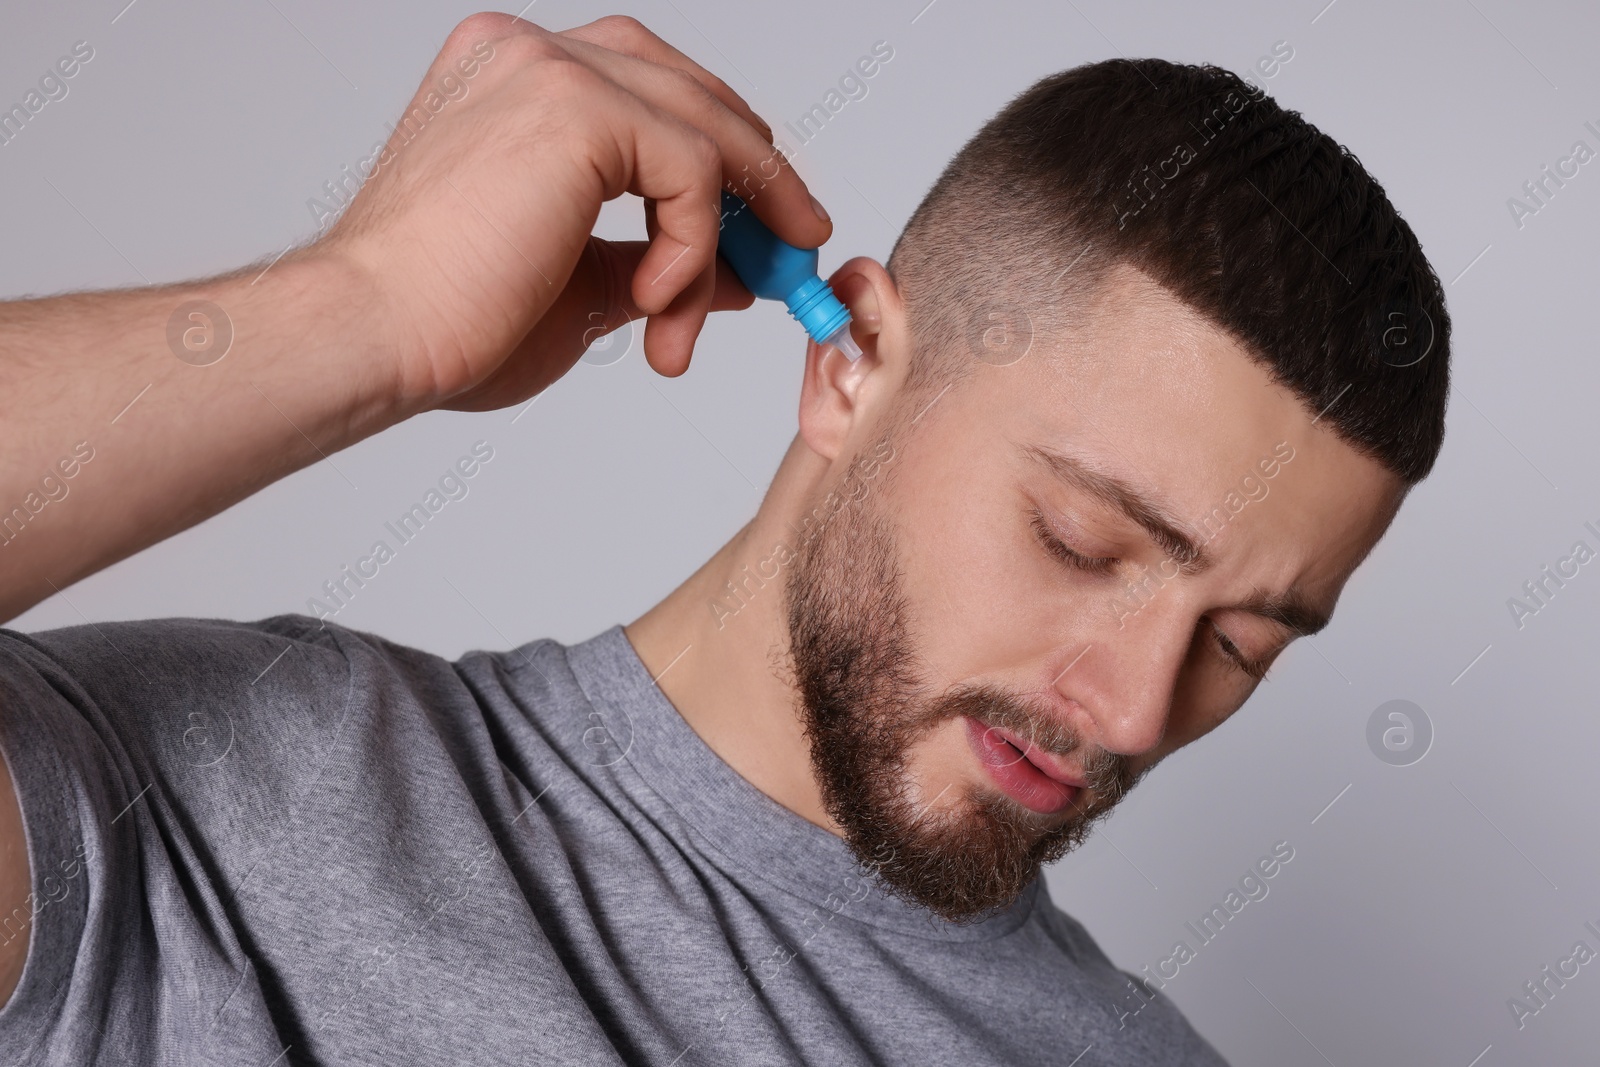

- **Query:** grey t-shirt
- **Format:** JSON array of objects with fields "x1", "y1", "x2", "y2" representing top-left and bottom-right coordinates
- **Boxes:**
[{"x1": 0, "y1": 613, "x2": 1229, "y2": 1065}]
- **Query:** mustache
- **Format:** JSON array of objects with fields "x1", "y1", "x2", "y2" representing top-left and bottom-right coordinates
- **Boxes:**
[{"x1": 925, "y1": 682, "x2": 1138, "y2": 806}]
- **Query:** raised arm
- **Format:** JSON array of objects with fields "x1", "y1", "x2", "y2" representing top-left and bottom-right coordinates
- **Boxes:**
[
  {"x1": 0, "y1": 11, "x2": 832, "y2": 1006},
  {"x1": 0, "y1": 11, "x2": 830, "y2": 625}
]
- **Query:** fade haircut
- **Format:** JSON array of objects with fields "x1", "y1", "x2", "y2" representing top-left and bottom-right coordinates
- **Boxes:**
[{"x1": 884, "y1": 57, "x2": 1450, "y2": 484}]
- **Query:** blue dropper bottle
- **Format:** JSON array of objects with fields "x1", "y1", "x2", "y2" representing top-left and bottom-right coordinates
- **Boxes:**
[{"x1": 716, "y1": 189, "x2": 863, "y2": 361}]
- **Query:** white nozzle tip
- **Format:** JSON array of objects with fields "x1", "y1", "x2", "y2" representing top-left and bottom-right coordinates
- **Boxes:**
[{"x1": 825, "y1": 326, "x2": 863, "y2": 361}]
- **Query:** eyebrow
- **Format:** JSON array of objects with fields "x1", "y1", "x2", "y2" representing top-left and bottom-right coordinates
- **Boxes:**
[{"x1": 1019, "y1": 442, "x2": 1332, "y2": 638}]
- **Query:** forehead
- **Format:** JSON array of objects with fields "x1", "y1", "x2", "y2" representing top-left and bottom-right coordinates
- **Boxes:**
[
  {"x1": 1029, "y1": 264, "x2": 1284, "y2": 457},
  {"x1": 955, "y1": 264, "x2": 1405, "y2": 586}
]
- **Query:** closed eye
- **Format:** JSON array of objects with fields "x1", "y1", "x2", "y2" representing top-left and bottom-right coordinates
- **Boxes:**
[
  {"x1": 1028, "y1": 503, "x2": 1276, "y2": 678},
  {"x1": 1208, "y1": 620, "x2": 1273, "y2": 681},
  {"x1": 1030, "y1": 510, "x2": 1118, "y2": 576}
]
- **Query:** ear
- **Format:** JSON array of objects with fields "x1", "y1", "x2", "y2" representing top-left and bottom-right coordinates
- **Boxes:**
[{"x1": 797, "y1": 256, "x2": 905, "y2": 463}]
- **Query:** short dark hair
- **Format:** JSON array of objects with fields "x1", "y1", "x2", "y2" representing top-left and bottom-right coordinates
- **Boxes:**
[{"x1": 885, "y1": 57, "x2": 1450, "y2": 484}]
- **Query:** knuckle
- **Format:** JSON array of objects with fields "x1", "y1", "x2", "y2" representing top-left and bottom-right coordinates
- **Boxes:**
[
  {"x1": 449, "y1": 11, "x2": 513, "y2": 45},
  {"x1": 668, "y1": 67, "x2": 719, "y2": 111},
  {"x1": 666, "y1": 66, "x2": 703, "y2": 92},
  {"x1": 446, "y1": 13, "x2": 558, "y2": 68},
  {"x1": 593, "y1": 14, "x2": 650, "y2": 40},
  {"x1": 665, "y1": 71, "x2": 740, "y2": 143},
  {"x1": 685, "y1": 129, "x2": 721, "y2": 174},
  {"x1": 668, "y1": 67, "x2": 720, "y2": 111}
]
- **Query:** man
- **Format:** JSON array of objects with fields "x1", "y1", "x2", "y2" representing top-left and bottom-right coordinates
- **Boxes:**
[{"x1": 0, "y1": 11, "x2": 1448, "y2": 1066}]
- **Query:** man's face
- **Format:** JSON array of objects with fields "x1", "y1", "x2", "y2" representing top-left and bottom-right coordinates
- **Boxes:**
[{"x1": 784, "y1": 267, "x2": 1405, "y2": 923}]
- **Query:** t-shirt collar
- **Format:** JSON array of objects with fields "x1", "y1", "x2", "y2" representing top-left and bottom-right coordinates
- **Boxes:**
[{"x1": 559, "y1": 624, "x2": 1038, "y2": 942}]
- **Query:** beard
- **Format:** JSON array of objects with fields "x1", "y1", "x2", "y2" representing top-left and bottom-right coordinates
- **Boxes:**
[{"x1": 782, "y1": 435, "x2": 1144, "y2": 925}]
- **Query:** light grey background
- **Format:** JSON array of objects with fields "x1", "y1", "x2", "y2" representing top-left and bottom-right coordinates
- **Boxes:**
[{"x1": 3, "y1": 0, "x2": 1595, "y2": 1063}]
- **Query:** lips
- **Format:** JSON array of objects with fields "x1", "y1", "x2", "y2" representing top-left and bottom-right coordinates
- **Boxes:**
[
  {"x1": 963, "y1": 717, "x2": 1082, "y2": 815},
  {"x1": 988, "y1": 725, "x2": 1090, "y2": 789}
]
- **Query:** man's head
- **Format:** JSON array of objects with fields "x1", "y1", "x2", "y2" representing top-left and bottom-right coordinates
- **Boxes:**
[{"x1": 772, "y1": 58, "x2": 1449, "y2": 923}]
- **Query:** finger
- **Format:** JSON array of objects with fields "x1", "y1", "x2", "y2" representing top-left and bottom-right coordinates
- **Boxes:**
[
  {"x1": 643, "y1": 254, "x2": 718, "y2": 377},
  {"x1": 632, "y1": 188, "x2": 714, "y2": 376},
  {"x1": 447, "y1": 240, "x2": 749, "y2": 408},
  {"x1": 637, "y1": 196, "x2": 740, "y2": 375},
  {"x1": 641, "y1": 199, "x2": 753, "y2": 308},
  {"x1": 566, "y1": 69, "x2": 724, "y2": 330},
  {"x1": 626, "y1": 139, "x2": 718, "y2": 321},
  {"x1": 592, "y1": 238, "x2": 756, "y2": 325},
  {"x1": 594, "y1": 204, "x2": 751, "y2": 377},
  {"x1": 553, "y1": 18, "x2": 831, "y2": 250},
  {"x1": 592, "y1": 230, "x2": 753, "y2": 379},
  {"x1": 558, "y1": 15, "x2": 772, "y2": 141}
]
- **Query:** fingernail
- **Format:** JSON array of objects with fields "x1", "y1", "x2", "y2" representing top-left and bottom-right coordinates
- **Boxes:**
[{"x1": 810, "y1": 195, "x2": 830, "y2": 224}]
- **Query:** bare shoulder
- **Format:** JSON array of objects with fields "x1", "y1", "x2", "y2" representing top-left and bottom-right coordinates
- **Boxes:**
[{"x1": 0, "y1": 742, "x2": 29, "y2": 1009}]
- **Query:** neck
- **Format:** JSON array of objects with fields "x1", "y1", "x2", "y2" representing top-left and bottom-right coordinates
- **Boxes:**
[{"x1": 623, "y1": 436, "x2": 839, "y2": 834}]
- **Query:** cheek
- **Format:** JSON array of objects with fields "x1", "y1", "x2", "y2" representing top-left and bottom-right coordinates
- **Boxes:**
[
  {"x1": 1160, "y1": 635, "x2": 1255, "y2": 751},
  {"x1": 892, "y1": 485, "x2": 1094, "y2": 677},
  {"x1": 903, "y1": 716, "x2": 991, "y2": 796}
]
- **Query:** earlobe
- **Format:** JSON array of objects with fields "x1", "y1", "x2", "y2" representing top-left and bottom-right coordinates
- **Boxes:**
[{"x1": 797, "y1": 257, "x2": 899, "y2": 461}]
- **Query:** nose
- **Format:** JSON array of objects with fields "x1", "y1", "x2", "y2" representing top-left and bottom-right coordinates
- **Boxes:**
[{"x1": 1056, "y1": 595, "x2": 1193, "y2": 758}]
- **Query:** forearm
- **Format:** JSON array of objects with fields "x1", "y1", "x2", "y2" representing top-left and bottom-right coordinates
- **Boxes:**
[
  {"x1": 0, "y1": 12, "x2": 833, "y2": 625},
  {"x1": 0, "y1": 247, "x2": 404, "y2": 622}
]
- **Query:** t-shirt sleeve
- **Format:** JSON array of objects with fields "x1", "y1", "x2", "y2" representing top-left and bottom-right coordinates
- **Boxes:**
[{"x1": 0, "y1": 613, "x2": 356, "y2": 1064}]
